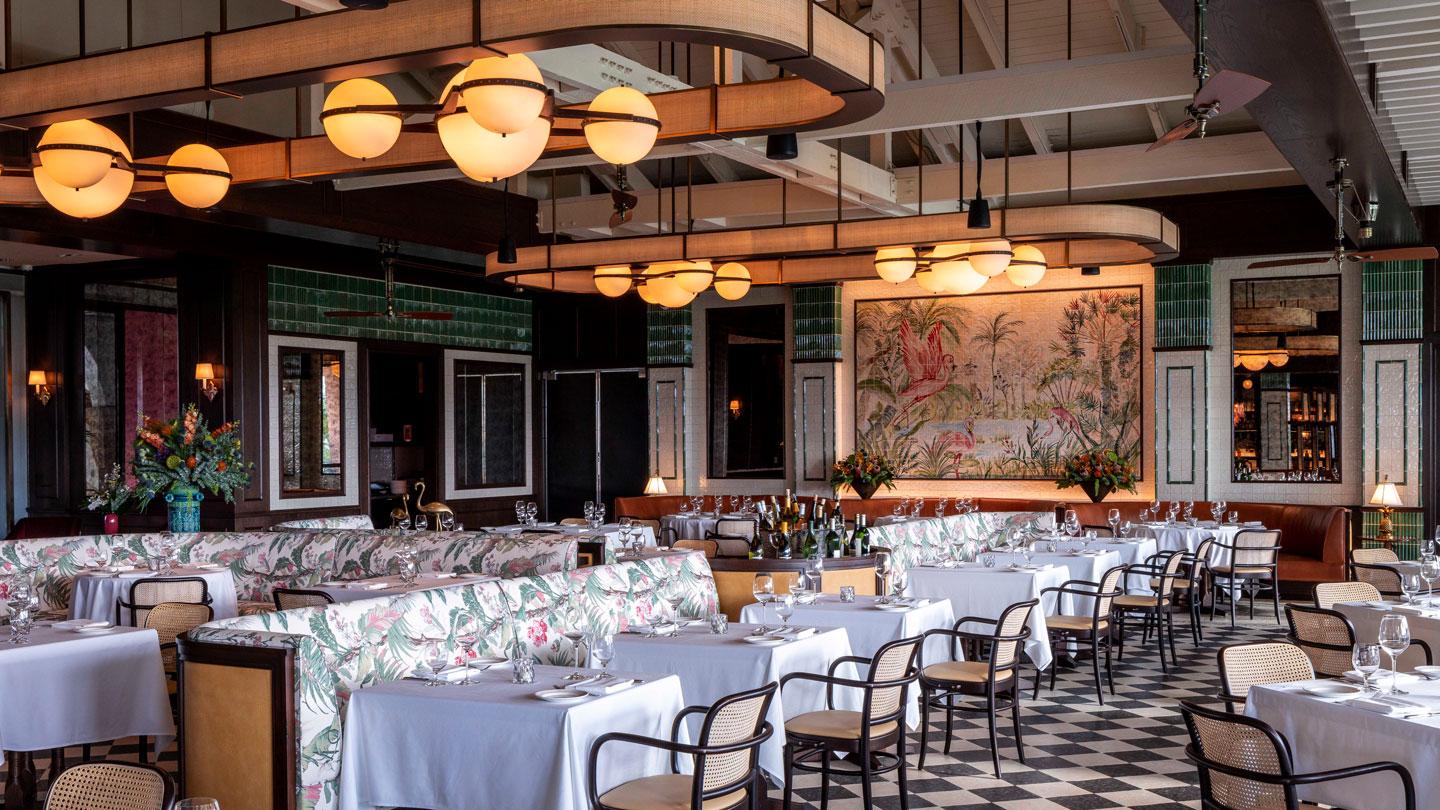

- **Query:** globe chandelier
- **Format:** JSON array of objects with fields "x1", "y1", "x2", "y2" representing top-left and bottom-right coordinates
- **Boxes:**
[
  {"x1": 590, "y1": 259, "x2": 750, "y2": 308},
  {"x1": 873, "y1": 239, "x2": 1049, "y2": 294}
]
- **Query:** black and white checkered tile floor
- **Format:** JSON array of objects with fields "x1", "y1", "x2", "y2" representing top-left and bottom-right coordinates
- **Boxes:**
[{"x1": 29, "y1": 609, "x2": 1289, "y2": 809}]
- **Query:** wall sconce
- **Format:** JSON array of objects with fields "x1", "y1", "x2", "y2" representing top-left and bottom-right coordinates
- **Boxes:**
[
  {"x1": 728, "y1": 398, "x2": 743, "y2": 419},
  {"x1": 195, "y1": 363, "x2": 222, "y2": 401},
  {"x1": 27, "y1": 370, "x2": 54, "y2": 405}
]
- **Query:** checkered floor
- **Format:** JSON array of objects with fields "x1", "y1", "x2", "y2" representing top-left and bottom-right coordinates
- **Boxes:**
[{"x1": 26, "y1": 609, "x2": 1290, "y2": 809}]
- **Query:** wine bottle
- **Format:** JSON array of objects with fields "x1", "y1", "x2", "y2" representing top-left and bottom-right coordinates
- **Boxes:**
[
  {"x1": 749, "y1": 529, "x2": 765, "y2": 560},
  {"x1": 852, "y1": 514, "x2": 869, "y2": 556},
  {"x1": 801, "y1": 520, "x2": 819, "y2": 558},
  {"x1": 824, "y1": 514, "x2": 844, "y2": 558}
]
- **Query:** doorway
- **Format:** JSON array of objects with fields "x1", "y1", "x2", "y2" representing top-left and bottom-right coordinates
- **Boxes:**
[
  {"x1": 543, "y1": 369, "x2": 648, "y2": 520},
  {"x1": 367, "y1": 349, "x2": 439, "y2": 527}
]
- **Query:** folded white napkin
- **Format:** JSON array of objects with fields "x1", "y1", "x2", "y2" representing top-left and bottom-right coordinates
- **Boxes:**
[
  {"x1": 627, "y1": 621, "x2": 678, "y2": 636},
  {"x1": 55, "y1": 618, "x2": 110, "y2": 631},
  {"x1": 425, "y1": 572, "x2": 457, "y2": 580},
  {"x1": 572, "y1": 674, "x2": 636, "y2": 695},
  {"x1": 889, "y1": 597, "x2": 931, "y2": 608},
  {"x1": 772, "y1": 626, "x2": 817, "y2": 639},
  {"x1": 1345, "y1": 670, "x2": 1421, "y2": 685},
  {"x1": 361, "y1": 581, "x2": 391, "y2": 591},
  {"x1": 1242, "y1": 521, "x2": 1264, "y2": 527},
  {"x1": 1352, "y1": 695, "x2": 1440, "y2": 717}
]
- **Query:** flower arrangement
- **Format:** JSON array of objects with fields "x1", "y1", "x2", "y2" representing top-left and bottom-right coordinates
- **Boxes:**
[
  {"x1": 1056, "y1": 448, "x2": 1137, "y2": 503},
  {"x1": 830, "y1": 450, "x2": 897, "y2": 499},
  {"x1": 132, "y1": 403, "x2": 251, "y2": 508},
  {"x1": 85, "y1": 463, "x2": 134, "y2": 514}
]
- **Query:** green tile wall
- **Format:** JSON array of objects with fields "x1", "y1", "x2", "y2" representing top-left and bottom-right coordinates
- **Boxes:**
[
  {"x1": 1154, "y1": 263, "x2": 1212, "y2": 349},
  {"x1": 1362, "y1": 260, "x2": 1424, "y2": 342},
  {"x1": 647, "y1": 304, "x2": 692, "y2": 366},
  {"x1": 793, "y1": 284, "x2": 842, "y2": 362},
  {"x1": 1359, "y1": 509, "x2": 1426, "y2": 561},
  {"x1": 266, "y1": 266, "x2": 532, "y2": 352}
]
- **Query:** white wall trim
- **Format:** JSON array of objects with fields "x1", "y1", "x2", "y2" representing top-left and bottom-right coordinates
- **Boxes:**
[
  {"x1": 267, "y1": 335, "x2": 360, "y2": 512},
  {"x1": 442, "y1": 348, "x2": 534, "y2": 500}
]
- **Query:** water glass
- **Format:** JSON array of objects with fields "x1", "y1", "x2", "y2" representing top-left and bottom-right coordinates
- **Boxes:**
[
  {"x1": 1353, "y1": 643, "x2": 1381, "y2": 693},
  {"x1": 1421, "y1": 558, "x2": 1440, "y2": 600},
  {"x1": 457, "y1": 631, "x2": 478, "y2": 685},
  {"x1": 440, "y1": 513, "x2": 456, "y2": 532},
  {"x1": 175, "y1": 800, "x2": 221, "y2": 810},
  {"x1": 526, "y1": 502, "x2": 539, "y2": 525},
  {"x1": 515, "y1": 500, "x2": 527, "y2": 524},
  {"x1": 708, "y1": 612, "x2": 729, "y2": 635},
  {"x1": 839, "y1": 585, "x2": 856, "y2": 603},
  {"x1": 1402, "y1": 573, "x2": 1422, "y2": 604},
  {"x1": 147, "y1": 556, "x2": 163, "y2": 572},
  {"x1": 874, "y1": 554, "x2": 893, "y2": 603},
  {"x1": 1119, "y1": 521, "x2": 1133, "y2": 538},
  {"x1": 510, "y1": 655, "x2": 535, "y2": 684},
  {"x1": 1379, "y1": 614, "x2": 1411, "y2": 694},
  {"x1": 1227, "y1": 511, "x2": 1239, "y2": 525},
  {"x1": 588, "y1": 633, "x2": 615, "y2": 673},
  {"x1": 414, "y1": 513, "x2": 429, "y2": 532},
  {"x1": 1107, "y1": 508, "x2": 1120, "y2": 536},
  {"x1": 752, "y1": 574, "x2": 775, "y2": 630},
  {"x1": 775, "y1": 594, "x2": 796, "y2": 628},
  {"x1": 891, "y1": 569, "x2": 909, "y2": 600},
  {"x1": 426, "y1": 642, "x2": 449, "y2": 687}
]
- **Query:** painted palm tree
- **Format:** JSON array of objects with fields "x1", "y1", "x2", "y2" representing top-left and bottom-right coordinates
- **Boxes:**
[{"x1": 971, "y1": 311, "x2": 1021, "y2": 415}]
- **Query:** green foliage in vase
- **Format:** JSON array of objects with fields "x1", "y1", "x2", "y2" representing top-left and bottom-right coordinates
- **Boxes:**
[{"x1": 132, "y1": 403, "x2": 252, "y2": 507}]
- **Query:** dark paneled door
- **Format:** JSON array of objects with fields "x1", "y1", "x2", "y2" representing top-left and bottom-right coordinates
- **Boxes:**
[{"x1": 544, "y1": 369, "x2": 647, "y2": 520}]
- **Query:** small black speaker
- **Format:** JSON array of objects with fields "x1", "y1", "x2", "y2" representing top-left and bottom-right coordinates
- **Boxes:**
[
  {"x1": 966, "y1": 196, "x2": 991, "y2": 230},
  {"x1": 497, "y1": 235, "x2": 518, "y2": 265},
  {"x1": 766, "y1": 133, "x2": 799, "y2": 160},
  {"x1": 1081, "y1": 266, "x2": 1100, "y2": 276}
]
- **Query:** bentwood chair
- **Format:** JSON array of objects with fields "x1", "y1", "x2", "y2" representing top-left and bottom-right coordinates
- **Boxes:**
[
  {"x1": 117, "y1": 577, "x2": 211, "y2": 628},
  {"x1": 1313, "y1": 580, "x2": 1381, "y2": 610},
  {"x1": 1040, "y1": 566, "x2": 1124, "y2": 704},
  {"x1": 1209, "y1": 529, "x2": 1283, "y2": 628},
  {"x1": 918, "y1": 599, "x2": 1037, "y2": 777},
  {"x1": 1172, "y1": 537, "x2": 1215, "y2": 644},
  {"x1": 1114, "y1": 551, "x2": 1187, "y2": 673},
  {"x1": 1351, "y1": 546, "x2": 1401, "y2": 566},
  {"x1": 704, "y1": 532, "x2": 753, "y2": 558},
  {"x1": 781, "y1": 636, "x2": 923, "y2": 809},
  {"x1": 714, "y1": 518, "x2": 758, "y2": 541},
  {"x1": 1286, "y1": 604, "x2": 1433, "y2": 677},
  {"x1": 137, "y1": 600, "x2": 213, "y2": 764},
  {"x1": 272, "y1": 587, "x2": 336, "y2": 611},
  {"x1": 588, "y1": 682, "x2": 776, "y2": 810},
  {"x1": 1216, "y1": 641, "x2": 1313, "y2": 713},
  {"x1": 1179, "y1": 699, "x2": 1416, "y2": 810},
  {"x1": 1350, "y1": 562, "x2": 1404, "y2": 599},
  {"x1": 44, "y1": 761, "x2": 175, "y2": 810},
  {"x1": 674, "y1": 539, "x2": 719, "y2": 559}
]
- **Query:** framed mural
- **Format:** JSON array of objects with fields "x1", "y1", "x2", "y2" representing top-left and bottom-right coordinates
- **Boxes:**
[{"x1": 854, "y1": 286, "x2": 1143, "y2": 480}]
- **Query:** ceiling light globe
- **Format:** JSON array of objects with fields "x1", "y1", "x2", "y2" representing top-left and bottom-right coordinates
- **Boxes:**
[
  {"x1": 593, "y1": 265, "x2": 632, "y2": 298},
  {"x1": 35, "y1": 128, "x2": 134, "y2": 219},
  {"x1": 636, "y1": 279, "x2": 661, "y2": 305},
  {"x1": 874, "y1": 246, "x2": 917, "y2": 283},
  {"x1": 967, "y1": 238, "x2": 1013, "y2": 277},
  {"x1": 713, "y1": 262, "x2": 751, "y2": 300},
  {"x1": 943, "y1": 259, "x2": 989, "y2": 295},
  {"x1": 1005, "y1": 244, "x2": 1047, "y2": 288},
  {"x1": 440, "y1": 113, "x2": 551, "y2": 182},
  {"x1": 38, "y1": 119, "x2": 116, "y2": 189},
  {"x1": 165, "y1": 143, "x2": 231, "y2": 208},
  {"x1": 673, "y1": 260, "x2": 715, "y2": 294},
  {"x1": 914, "y1": 265, "x2": 948, "y2": 294},
  {"x1": 462, "y1": 55, "x2": 547, "y2": 135},
  {"x1": 1239, "y1": 354, "x2": 1269, "y2": 372},
  {"x1": 584, "y1": 87, "x2": 660, "y2": 166},
  {"x1": 1268, "y1": 352, "x2": 1289, "y2": 368},
  {"x1": 322, "y1": 78, "x2": 402, "y2": 160}
]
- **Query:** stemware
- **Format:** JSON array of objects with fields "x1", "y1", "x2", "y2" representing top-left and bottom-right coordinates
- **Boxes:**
[
  {"x1": 457, "y1": 629, "x2": 478, "y2": 685},
  {"x1": 1432, "y1": 525, "x2": 1440, "y2": 557},
  {"x1": 1183, "y1": 501, "x2": 1195, "y2": 521},
  {"x1": 1422, "y1": 558, "x2": 1440, "y2": 601},
  {"x1": 752, "y1": 574, "x2": 775, "y2": 631},
  {"x1": 414, "y1": 513, "x2": 429, "y2": 532},
  {"x1": 425, "y1": 641, "x2": 450, "y2": 687},
  {"x1": 1063, "y1": 510, "x2": 1080, "y2": 538},
  {"x1": 526, "y1": 502, "x2": 539, "y2": 526},
  {"x1": 1352, "y1": 643, "x2": 1381, "y2": 694},
  {"x1": 891, "y1": 569, "x2": 909, "y2": 601},
  {"x1": 911, "y1": 498, "x2": 925, "y2": 519},
  {"x1": 1401, "y1": 573, "x2": 1422, "y2": 604},
  {"x1": 440, "y1": 513, "x2": 456, "y2": 532},
  {"x1": 590, "y1": 633, "x2": 615, "y2": 673},
  {"x1": 175, "y1": 800, "x2": 222, "y2": 810},
  {"x1": 775, "y1": 593, "x2": 795, "y2": 630},
  {"x1": 1227, "y1": 510, "x2": 1239, "y2": 525},
  {"x1": 515, "y1": 500, "x2": 527, "y2": 525},
  {"x1": 874, "y1": 554, "x2": 893, "y2": 604},
  {"x1": 583, "y1": 501, "x2": 595, "y2": 522},
  {"x1": 1119, "y1": 520, "x2": 1134, "y2": 538},
  {"x1": 935, "y1": 498, "x2": 948, "y2": 518},
  {"x1": 896, "y1": 498, "x2": 909, "y2": 518},
  {"x1": 561, "y1": 605, "x2": 589, "y2": 681},
  {"x1": 1378, "y1": 614, "x2": 1412, "y2": 694},
  {"x1": 1107, "y1": 508, "x2": 1120, "y2": 537}
]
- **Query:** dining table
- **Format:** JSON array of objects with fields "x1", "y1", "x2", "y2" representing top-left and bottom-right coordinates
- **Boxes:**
[
  {"x1": 606, "y1": 621, "x2": 854, "y2": 784},
  {"x1": 315, "y1": 572, "x2": 497, "y2": 603},
  {"x1": 983, "y1": 549, "x2": 1124, "y2": 611},
  {"x1": 338, "y1": 664, "x2": 687, "y2": 810},
  {"x1": 1335, "y1": 599, "x2": 1440, "y2": 670},
  {"x1": 660, "y1": 512, "x2": 752, "y2": 541},
  {"x1": 1137, "y1": 521, "x2": 1268, "y2": 569},
  {"x1": 903, "y1": 564, "x2": 1070, "y2": 673},
  {"x1": 69, "y1": 564, "x2": 239, "y2": 624},
  {"x1": 1247, "y1": 675, "x2": 1440, "y2": 809}
]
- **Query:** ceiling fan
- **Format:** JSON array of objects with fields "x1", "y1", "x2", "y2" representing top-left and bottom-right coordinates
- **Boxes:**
[
  {"x1": 324, "y1": 239, "x2": 454, "y2": 321},
  {"x1": 609, "y1": 165, "x2": 638, "y2": 229},
  {"x1": 1147, "y1": 0, "x2": 1270, "y2": 151},
  {"x1": 1247, "y1": 158, "x2": 1438, "y2": 270}
]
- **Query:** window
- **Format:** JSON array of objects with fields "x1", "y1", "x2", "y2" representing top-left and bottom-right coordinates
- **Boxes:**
[
  {"x1": 707, "y1": 305, "x2": 785, "y2": 479},
  {"x1": 279, "y1": 347, "x2": 345, "y2": 495},
  {"x1": 444, "y1": 350, "x2": 531, "y2": 497}
]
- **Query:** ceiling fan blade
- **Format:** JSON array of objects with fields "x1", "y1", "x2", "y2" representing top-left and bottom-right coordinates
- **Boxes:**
[
  {"x1": 1195, "y1": 69, "x2": 1271, "y2": 111},
  {"x1": 1246, "y1": 256, "x2": 1335, "y2": 270},
  {"x1": 1146, "y1": 118, "x2": 1199, "y2": 151},
  {"x1": 396, "y1": 311, "x2": 454, "y2": 321},
  {"x1": 609, "y1": 189, "x2": 637, "y2": 228},
  {"x1": 324, "y1": 310, "x2": 386, "y2": 318},
  {"x1": 1349, "y1": 246, "x2": 1439, "y2": 263}
]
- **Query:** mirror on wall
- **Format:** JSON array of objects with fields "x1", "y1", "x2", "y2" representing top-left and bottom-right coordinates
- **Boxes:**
[
  {"x1": 1231, "y1": 275, "x2": 1341, "y2": 482},
  {"x1": 708, "y1": 305, "x2": 786, "y2": 479},
  {"x1": 279, "y1": 347, "x2": 345, "y2": 495}
]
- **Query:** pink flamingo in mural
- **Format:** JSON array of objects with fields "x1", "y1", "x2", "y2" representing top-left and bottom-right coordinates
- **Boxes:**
[
  {"x1": 898, "y1": 321, "x2": 955, "y2": 418},
  {"x1": 1050, "y1": 406, "x2": 1083, "y2": 437}
]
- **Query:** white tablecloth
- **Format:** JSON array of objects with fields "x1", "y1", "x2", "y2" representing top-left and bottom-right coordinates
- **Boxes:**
[
  {"x1": 608, "y1": 623, "x2": 854, "y2": 783},
  {"x1": 904, "y1": 565, "x2": 1069, "y2": 672},
  {"x1": 338, "y1": 666, "x2": 687, "y2": 810},
  {"x1": 69, "y1": 566, "x2": 238, "y2": 624},
  {"x1": 739, "y1": 595, "x2": 954, "y2": 726},
  {"x1": 1139, "y1": 523, "x2": 1264, "y2": 569},
  {"x1": 315, "y1": 573, "x2": 497, "y2": 603},
  {"x1": 559, "y1": 523, "x2": 658, "y2": 550},
  {"x1": 983, "y1": 550, "x2": 1123, "y2": 614},
  {"x1": 1248, "y1": 679, "x2": 1440, "y2": 809},
  {"x1": 0, "y1": 625, "x2": 174, "y2": 761},
  {"x1": 1336, "y1": 600, "x2": 1440, "y2": 670},
  {"x1": 660, "y1": 513, "x2": 752, "y2": 540}
]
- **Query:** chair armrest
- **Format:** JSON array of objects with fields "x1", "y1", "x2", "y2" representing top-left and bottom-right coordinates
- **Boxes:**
[
  {"x1": 588, "y1": 726, "x2": 775, "y2": 806},
  {"x1": 669, "y1": 705, "x2": 711, "y2": 772},
  {"x1": 1289, "y1": 760, "x2": 1416, "y2": 807},
  {"x1": 1413, "y1": 638, "x2": 1434, "y2": 666},
  {"x1": 826, "y1": 655, "x2": 874, "y2": 708},
  {"x1": 953, "y1": 615, "x2": 998, "y2": 628}
]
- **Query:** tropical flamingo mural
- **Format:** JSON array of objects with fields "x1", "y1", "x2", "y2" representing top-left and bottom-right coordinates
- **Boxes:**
[{"x1": 854, "y1": 288, "x2": 1142, "y2": 480}]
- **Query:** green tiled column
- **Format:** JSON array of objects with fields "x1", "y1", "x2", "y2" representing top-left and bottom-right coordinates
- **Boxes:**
[
  {"x1": 1154, "y1": 264, "x2": 1212, "y2": 349},
  {"x1": 1362, "y1": 260, "x2": 1423, "y2": 342},
  {"x1": 646, "y1": 304, "x2": 693, "y2": 366},
  {"x1": 792, "y1": 284, "x2": 842, "y2": 362}
]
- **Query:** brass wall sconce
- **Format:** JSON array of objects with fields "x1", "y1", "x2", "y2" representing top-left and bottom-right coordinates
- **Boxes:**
[
  {"x1": 195, "y1": 363, "x2": 222, "y2": 401},
  {"x1": 728, "y1": 398, "x2": 743, "y2": 419},
  {"x1": 27, "y1": 369, "x2": 53, "y2": 405}
]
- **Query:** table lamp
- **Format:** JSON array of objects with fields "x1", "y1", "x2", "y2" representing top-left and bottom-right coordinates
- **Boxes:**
[
  {"x1": 643, "y1": 475, "x2": 667, "y2": 496},
  {"x1": 1369, "y1": 475, "x2": 1402, "y2": 542}
]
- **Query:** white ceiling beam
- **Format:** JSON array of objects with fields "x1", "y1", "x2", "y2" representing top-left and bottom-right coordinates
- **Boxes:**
[
  {"x1": 859, "y1": 0, "x2": 967, "y2": 164},
  {"x1": 961, "y1": 0, "x2": 1051, "y2": 154},
  {"x1": 1104, "y1": 0, "x2": 1168, "y2": 140}
]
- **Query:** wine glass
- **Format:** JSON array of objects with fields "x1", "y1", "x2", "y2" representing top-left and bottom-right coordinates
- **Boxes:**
[
  {"x1": 911, "y1": 498, "x2": 925, "y2": 519},
  {"x1": 1119, "y1": 520, "x2": 1133, "y2": 538},
  {"x1": 752, "y1": 574, "x2": 775, "y2": 631},
  {"x1": 1378, "y1": 614, "x2": 1412, "y2": 694},
  {"x1": 775, "y1": 593, "x2": 795, "y2": 630},
  {"x1": 175, "y1": 800, "x2": 221, "y2": 810},
  {"x1": 1401, "y1": 573, "x2": 1422, "y2": 604},
  {"x1": 590, "y1": 633, "x2": 615, "y2": 673},
  {"x1": 593, "y1": 502, "x2": 606, "y2": 528},
  {"x1": 935, "y1": 498, "x2": 948, "y2": 518},
  {"x1": 1149, "y1": 499, "x2": 1160, "y2": 515},
  {"x1": 875, "y1": 554, "x2": 893, "y2": 604},
  {"x1": 1063, "y1": 510, "x2": 1080, "y2": 538},
  {"x1": 414, "y1": 513, "x2": 429, "y2": 532},
  {"x1": 440, "y1": 513, "x2": 456, "y2": 532},
  {"x1": 515, "y1": 500, "x2": 527, "y2": 525},
  {"x1": 1422, "y1": 558, "x2": 1440, "y2": 601},
  {"x1": 891, "y1": 569, "x2": 909, "y2": 601},
  {"x1": 425, "y1": 641, "x2": 450, "y2": 687},
  {"x1": 1107, "y1": 508, "x2": 1120, "y2": 537},
  {"x1": 526, "y1": 502, "x2": 539, "y2": 526},
  {"x1": 1183, "y1": 501, "x2": 1195, "y2": 521},
  {"x1": 561, "y1": 603, "x2": 588, "y2": 681},
  {"x1": 457, "y1": 629, "x2": 478, "y2": 685},
  {"x1": 583, "y1": 501, "x2": 595, "y2": 522},
  {"x1": 1353, "y1": 643, "x2": 1381, "y2": 694}
]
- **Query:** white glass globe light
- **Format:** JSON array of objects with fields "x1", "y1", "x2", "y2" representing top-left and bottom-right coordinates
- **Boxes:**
[
  {"x1": 1005, "y1": 244, "x2": 1048, "y2": 288},
  {"x1": 34, "y1": 128, "x2": 134, "y2": 219},
  {"x1": 945, "y1": 259, "x2": 989, "y2": 294},
  {"x1": 322, "y1": 78, "x2": 402, "y2": 160},
  {"x1": 37, "y1": 119, "x2": 116, "y2": 189},
  {"x1": 713, "y1": 262, "x2": 751, "y2": 300},
  {"x1": 593, "y1": 265, "x2": 632, "y2": 298},
  {"x1": 584, "y1": 87, "x2": 659, "y2": 166},
  {"x1": 461, "y1": 55, "x2": 547, "y2": 135},
  {"x1": 1239, "y1": 353, "x2": 1269, "y2": 372},
  {"x1": 967, "y1": 238, "x2": 1014, "y2": 277},
  {"x1": 165, "y1": 143, "x2": 231, "y2": 208},
  {"x1": 673, "y1": 260, "x2": 714, "y2": 294},
  {"x1": 874, "y1": 246, "x2": 917, "y2": 283},
  {"x1": 437, "y1": 66, "x2": 551, "y2": 181},
  {"x1": 914, "y1": 265, "x2": 947, "y2": 294},
  {"x1": 928, "y1": 242, "x2": 970, "y2": 287}
]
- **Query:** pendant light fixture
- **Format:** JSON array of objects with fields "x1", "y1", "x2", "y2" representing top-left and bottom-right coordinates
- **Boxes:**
[
  {"x1": 320, "y1": 78, "x2": 403, "y2": 159},
  {"x1": 436, "y1": 66, "x2": 551, "y2": 183},
  {"x1": 583, "y1": 87, "x2": 661, "y2": 167},
  {"x1": 874, "y1": 246, "x2": 918, "y2": 283},
  {"x1": 459, "y1": 55, "x2": 548, "y2": 135},
  {"x1": 713, "y1": 262, "x2": 751, "y2": 300},
  {"x1": 967, "y1": 120, "x2": 990, "y2": 229},
  {"x1": 34, "y1": 125, "x2": 134, "y2": 219},
  {"x1": 593, "y1": 264, "x2": 633, "y2": 297},
  {"x1": 165, "y1": 143, "x2": 231, "y2": 209},
  {"x1": 1005, "y1": 243, "x2": 1047, "y2": 287},
  {"x1": 36, "y1": 119, "x2": 117, "y2": 189}
]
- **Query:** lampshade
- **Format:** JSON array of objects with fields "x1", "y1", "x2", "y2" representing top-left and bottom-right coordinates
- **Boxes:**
[
  {"x1": 322, "y1": 78, "x2": 402, "y2": 160},
  {"x1": 1237, "y1": 353, "x2": 1269, "y2": 372},
  {"x1": 643, "y1": 264, "x2": 689, "y2": 308},
  {"x1": 593, "y1": 265, "x2": 632, "y2": 297},
  {"x1": 37, "y1": 119, "x2": 116, "y2": 189},
  {"x1": 636, "y1": 274, "x2": 662, "y2": 304},
  {"x1": 461, "y1": 55, "x2": 547, "y2": 135},
  {"x1": 165, "y1": 143, "x2": 231, "y2": 208},
  {"x1": 26, "y1": 370, "x2": 46, "y2": 386},
  {"x1": 713, "y1": 262, "x2": 751, "y2": 300},
  {"x1": 946, "y1": 259, "x2": 989, "y2": 294},
  {"x1": 673, "y1": 260, "x2": 715, "y2": 294},
  {"x1": 194, "y1": 363, "x2": 216, "y2": 381},
  {"x1": 967, "y1": 238, "x2": 1013, "y2": 277},
  {"x1": 914, "y1": 264, "x2": 947, "y2": 294},
  {"x1": 928, "y1": 242, "x2": 969, "y2": 273},
  {"x1": 1005, "y1": 244, "x2": 1047, "y2": 288},
  {"x1": 584, "y1": 87, "x2": 660, "y2": 166},
  {"x1": 437, "y1": 66, "x2": 552, "y2": 181},
  {"x1": 34, "y1": 128, "x2": 134, "y2": 219},
  {"x1": 874, "y1": 246, "x2": 917, "y2": 283},
  {"x1": 643, "y1": 475, "x2": 668, "y2": 495},
  {"x1": 1370, "y1": 478, "x2": 1402, "y2": 507},
  {"x1": 1267, "y1": 351, "x2": 1289, "y2": 368}
]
